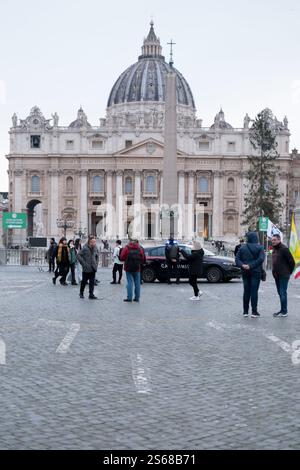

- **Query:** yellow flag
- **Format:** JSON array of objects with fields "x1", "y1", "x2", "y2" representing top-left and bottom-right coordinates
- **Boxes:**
[{"x1": 289, "y1": 214, "x2": 300, "y2": 263}]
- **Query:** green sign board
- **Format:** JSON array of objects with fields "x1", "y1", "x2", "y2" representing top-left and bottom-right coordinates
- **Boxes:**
[
  {"x1": 259, "y1": 216, "x2": 269, "y2": 232},
  {"x1": 2, "y1": 212, "x2": 27, "y2": 229}
]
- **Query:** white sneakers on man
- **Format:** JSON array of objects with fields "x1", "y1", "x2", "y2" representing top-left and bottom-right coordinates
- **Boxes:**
[{"x1": 189, "y1": 292, "x2": 203, "y2": 301}]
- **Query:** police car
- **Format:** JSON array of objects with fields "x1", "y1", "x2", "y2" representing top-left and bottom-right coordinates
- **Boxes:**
[{"x1": 141, "y1": 244, "x2": 241, "y2": 283}]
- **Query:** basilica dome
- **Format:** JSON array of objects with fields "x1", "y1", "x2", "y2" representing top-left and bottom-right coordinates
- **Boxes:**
[{"x1": 107, "y1": 22, "x2": 195, "y2": 110}]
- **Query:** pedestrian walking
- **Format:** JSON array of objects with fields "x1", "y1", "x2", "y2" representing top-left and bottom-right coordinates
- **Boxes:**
[
  {"x1": 235, "y1": 231, "x2": 265, "y2": 317},
  {"x1": 180, "y1": 240, "x2": 204, "y2": 300},
  {"x1": 67, "y1": 239, "x2": 78, "y2": 285},
  {"x1": 165, "y1": 237, "x2": 180, "y2": 284},
  {"x1": 74, "y1": 238, "x2": 82, "y2": 283},
  {"x1": 234, "y1": 238, "x2": 244, "y2": 257},
  {"x1": 77, "y1": 235, "x2": 99, "y2": 299},
  {"x1": 120, "y1": 238, "x2": 146, "y2": 302},
  {"x1": 52, "y1": 237, "x2": 70, "y2": 286},
  {"x1": 271, "y1": 234, "x2": 295, "y2": 317},
  {"x1": 46, "y1": 238, "x2": 57, "y2": 272},
  {"x1": 111, "y1": 240, "x2": 123, "y2": 284}
]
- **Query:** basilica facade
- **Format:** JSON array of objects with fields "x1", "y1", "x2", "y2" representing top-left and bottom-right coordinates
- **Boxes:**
[{"x1": 6, "y1": 22, "x2": 297, "y2": 243}]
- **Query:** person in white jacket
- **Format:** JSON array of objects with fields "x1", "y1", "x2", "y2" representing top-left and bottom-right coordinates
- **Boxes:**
[{"x1": 111, "y1": 240, "x2": 124, "y2": 284}]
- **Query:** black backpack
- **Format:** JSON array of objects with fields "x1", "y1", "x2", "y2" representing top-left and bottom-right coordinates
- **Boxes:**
[{"x1": 126, "y1": 247, "x2": 142, "y2": 272}]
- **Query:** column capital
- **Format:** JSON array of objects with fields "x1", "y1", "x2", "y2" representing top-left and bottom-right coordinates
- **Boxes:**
[
  {"x1": 213, "y1": 170, "x2": 223, "y2": 177},
  {"x1": 134, "y1": 170, "x2": 142, "y2": 177},
  {"x1": 178, "y1": 170, "x2": 186, "y2": 177},
  {"x1": 106, "y1": 170, "x2": 114, "y2": 177},
  {"x1": 79, "y1": 169, "x2": 88, "y2": 177},
  {"x1": 14, "y1": 169, "x2": 23, "y2": 176},
  {"x1": 116, "y1": 170, "x2": 123, "y2": 177},
  {"x1": 188, "y1": 170, "x2": 195, "y2": 177}
]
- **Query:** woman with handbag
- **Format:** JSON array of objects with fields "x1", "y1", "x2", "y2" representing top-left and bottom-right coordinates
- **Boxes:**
[{"x1": 235, "y1": 232, "x2": 265, "y2": 317}]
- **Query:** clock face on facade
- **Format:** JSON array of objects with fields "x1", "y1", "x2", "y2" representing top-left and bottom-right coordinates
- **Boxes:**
[{"x1": 33, "y1": 118, "x2": 39, "y2": 125}]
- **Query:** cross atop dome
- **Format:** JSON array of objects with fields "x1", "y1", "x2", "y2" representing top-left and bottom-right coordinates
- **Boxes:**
[{"x1": 139, "y1": 21, "x2": 165, "y2": 60}]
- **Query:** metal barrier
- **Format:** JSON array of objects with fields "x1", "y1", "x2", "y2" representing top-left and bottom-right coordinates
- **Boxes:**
[{"x1": 0, "y1": 248, "x2": 48, "y2": 268}]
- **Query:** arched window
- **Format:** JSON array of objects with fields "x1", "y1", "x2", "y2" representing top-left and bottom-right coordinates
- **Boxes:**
[
  {"x1": 227, "y1": 177, "x2": 235, "y2": 193},
  {"x1": 125, "y1": 177, "x2": 133, "y2": 194},
  {"x1": 31, "y1": 175, "x2": 40, "y2": 193},
  {"x1": 145, "y1": 175, "x2": 155, "y2": 193},
  {"x1": 66, "y1": 176, "x2": 73, "y2": 193},
  {"x1": 93, "y1": 175, "x2": 104, "y2": 193},
  {"x1": 198, "y1": 176, "x2": 208, "y2": 193}
]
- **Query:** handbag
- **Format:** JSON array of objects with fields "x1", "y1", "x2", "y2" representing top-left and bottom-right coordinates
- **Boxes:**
[{"x1": 246, "y1": 244, "x2": 266, "y2": 282}]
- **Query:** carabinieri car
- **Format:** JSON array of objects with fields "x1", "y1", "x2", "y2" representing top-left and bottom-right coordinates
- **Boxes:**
[{"x1": 141, "y1": 244, "x2": 241, "y2": 283}]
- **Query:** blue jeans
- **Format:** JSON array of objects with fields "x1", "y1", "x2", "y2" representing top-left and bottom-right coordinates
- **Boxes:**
[
  {"x1": 242, "y1": 273, "x2": 261, "y2": 313},
  {"x1": 275, "y1": 277, "x2": 289, "y2": 313},
  {"x1": 126, "y1": 271, "x2": 141, "y2": 301}
]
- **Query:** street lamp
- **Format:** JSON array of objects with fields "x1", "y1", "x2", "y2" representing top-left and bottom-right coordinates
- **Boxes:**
[{"x1": 56, "y1": 218, "x2": 75, "y2": 237}]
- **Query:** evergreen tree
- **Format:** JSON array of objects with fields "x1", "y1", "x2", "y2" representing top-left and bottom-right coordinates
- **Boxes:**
[{"x1": 242, "y1": 108, "x2": 283, "y2": 231}]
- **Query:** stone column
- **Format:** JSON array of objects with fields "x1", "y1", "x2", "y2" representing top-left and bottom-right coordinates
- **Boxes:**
[
  {"x1": 12, "y1": 170, "x2": 26, "y2": 244},
  {"x1": 13, "y1": 170, "x2": 23, "y2": 212},
  {"x1": 178, "y1": 171, "x2": 185, "y2": 240},
  {"x1": 116, "y1": 170, "x2": 124, "y2": 238},
  {"x1": 133, "y1": 170, "x2": 141, "y2": 239},
  {"x1": 212, "y1": 171, "x2": 223, "y2": 238},
  {"x1": 162, "y1": 70, "x2": 178, "y2": 238},
  {"x1": 106, "y1": 170, "x2": 114, "y2": 239},
  {"x1": 50, "y1": 169, "x2": 59, "y2": 236},
  {"x1": 187, "y1": 171, "x2": 194, "y2": 239},
  {"x1": 80, "y1": 170, "x2": 88, "y2": 234}
]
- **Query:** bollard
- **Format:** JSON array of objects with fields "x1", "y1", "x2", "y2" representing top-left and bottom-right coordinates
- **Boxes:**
[
  {"x1": 21, "y1": 248, "x2": 29, "y2": 266},
  {"x1": 101, "y1": 251, "x2": 109, "y2": 267}
]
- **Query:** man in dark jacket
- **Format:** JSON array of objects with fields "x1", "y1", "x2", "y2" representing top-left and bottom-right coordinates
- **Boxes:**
[
  {"x1": 234, "y1": 238, "x2": 244, "y2": 257},
  {"x1": 235, "y1": 232, "x2": 265, "y2": 317},
  {"x1": 120, "y1": 238, "x2": 146, "y2": 302},
  {"x1": 77, "y1": 236, "x2": 99, "y2": 299},
  {"x1": 47, "y1": 238, "x2": 57, "y2": 272},
  {"x1": 271, "y1": 234, "x2": 295, "y2": 317},
  {"x1": 180, "y1": 240, "x2": 204, "y2": 300},
  {"x1": 165, "y1": 237, "x2": 180, "y2": 284}
]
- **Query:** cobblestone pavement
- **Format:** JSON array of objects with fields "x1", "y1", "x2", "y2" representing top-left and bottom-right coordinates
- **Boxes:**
[{"x1": 0, "y1": 266, "x2": 300, "y2": 450}]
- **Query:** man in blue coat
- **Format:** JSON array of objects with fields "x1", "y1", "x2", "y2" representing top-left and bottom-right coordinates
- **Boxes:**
[{"x1": 235, "y1": 232, "x2": 265, "y2": 317}]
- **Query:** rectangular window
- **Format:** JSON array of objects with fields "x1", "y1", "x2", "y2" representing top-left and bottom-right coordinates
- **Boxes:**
[
  {"x1": 66, "y1": 140, "x2": 74, "y2": 150},
  {"x1": 30, "y1": 135, "x2": 41, "y2": 149},
  {"x1": 125, "y1": 140, "x2": 133, "y2": 148},
  {"x1": 227, "y1": 142, "x2": 236, "y2": 152},
  {"x1": 92, "y1": 201, "x2": 102, "y2": 206},
  {"x1": 199, "y1": 141, "x2": 209, "y2": 150},
  {"x1": 295, "y1": 190, "x2": 299, "y2": 199},
  {"x1": 92, "y1": 140, "x2": 103, "y2": 149}
]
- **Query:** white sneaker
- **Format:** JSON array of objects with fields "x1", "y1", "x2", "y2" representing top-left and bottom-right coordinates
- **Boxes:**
[
  {"x1": 198, "y1": 291, "x2": 203, "y2": 297},
  {"x1": 189, "y1": 296, "x2": 201, "y2": 301}
]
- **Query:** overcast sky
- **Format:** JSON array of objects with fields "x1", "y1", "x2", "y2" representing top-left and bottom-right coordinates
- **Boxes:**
[{"x1": 0, "y1": 0, "x2": 300, "y2": 190}]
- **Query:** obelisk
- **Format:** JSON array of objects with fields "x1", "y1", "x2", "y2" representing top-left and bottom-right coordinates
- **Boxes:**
[{"x1": 162, "y1": 54, "x2": 178, "y2": 239}]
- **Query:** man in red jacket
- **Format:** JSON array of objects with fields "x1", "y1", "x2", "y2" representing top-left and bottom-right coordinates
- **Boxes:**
[{"x1": 120, "y1": 238, "x2": 146, "y2": 302}]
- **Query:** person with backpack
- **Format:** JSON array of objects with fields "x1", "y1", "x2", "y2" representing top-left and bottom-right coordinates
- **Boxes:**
[
  {"x1": 235, "y1": 232, "x2": 265, "y2": 317},
  {"x1": 120, "y1": 238, "x2": 146, "y2": 302},
  {"x1": 165, "y1": 237, "x2": 180, "y2": 284},
  {"x1": 67, "y1": 239, "x2": 78, "y2": 285},
  {"x1": 180, "y1": 240, "x2": 204, "y2": 301},
  {"x1": 111, "y1": 240, "x2": 123, "y2": 284}
]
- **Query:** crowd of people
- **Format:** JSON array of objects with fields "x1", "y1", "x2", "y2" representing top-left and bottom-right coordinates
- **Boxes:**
[{"x1": 46, "y1": 232, "x2": 296, "y2": 315}]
